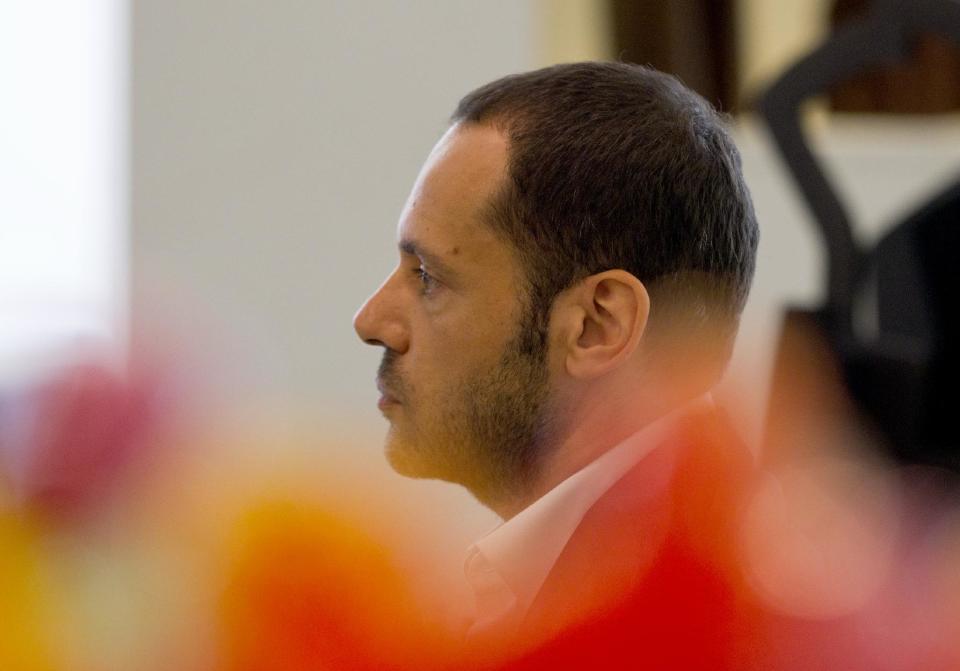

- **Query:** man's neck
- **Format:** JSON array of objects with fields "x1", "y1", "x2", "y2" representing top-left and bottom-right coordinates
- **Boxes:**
[{"x1": 492, "y1": 382, "x2": 690, "y2": 520}]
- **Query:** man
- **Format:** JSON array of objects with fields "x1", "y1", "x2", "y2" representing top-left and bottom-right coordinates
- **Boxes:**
[{"x1": 353, "y1": 61, "x2": 759, "y2": 661}]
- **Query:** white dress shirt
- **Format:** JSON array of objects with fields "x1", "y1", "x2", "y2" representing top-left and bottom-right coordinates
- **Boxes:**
[{"x1": 463, "y1": 396, "x2": 713, "y2": 638}]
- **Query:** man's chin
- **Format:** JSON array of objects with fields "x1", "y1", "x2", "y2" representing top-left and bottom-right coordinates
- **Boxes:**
[
  {"x1": 384, "y1": 442, "x2": 423, "y2": 478},
  {"x1": 383, "y1": 434, "x2": 469, "y2": 485},
  {"x1": 383, "y1": 433, "x2": 522, "y2": 513},
  {"x1": 384, "y1": 437, "x2": 435, "y2": 480}
]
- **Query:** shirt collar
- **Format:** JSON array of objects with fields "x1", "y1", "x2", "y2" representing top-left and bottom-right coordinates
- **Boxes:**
[{"x1": 465, "y1": 395, "x2": 714, "y2": 621}]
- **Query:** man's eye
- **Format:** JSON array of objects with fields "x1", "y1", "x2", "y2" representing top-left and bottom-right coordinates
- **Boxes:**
[{"x1": 414, "y1": 267, "x2": 438, "y2": 294}]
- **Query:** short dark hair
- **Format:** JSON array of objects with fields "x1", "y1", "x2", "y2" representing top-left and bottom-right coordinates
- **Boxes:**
[{"x1": 452, "y1": 62, "x2": 758, "y2": 369}]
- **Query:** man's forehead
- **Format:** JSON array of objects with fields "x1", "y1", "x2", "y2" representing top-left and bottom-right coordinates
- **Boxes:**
[
  {"x1": 424, "y1": 122, "x2": 508, "y2": 185},
  {"x1": 396, "y1": 124, "x2": 510, "y2": 261}
]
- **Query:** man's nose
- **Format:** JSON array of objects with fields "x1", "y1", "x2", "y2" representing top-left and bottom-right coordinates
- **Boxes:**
[{"x1": 353, "y1": 275, "x2": 409, "y2": 353}]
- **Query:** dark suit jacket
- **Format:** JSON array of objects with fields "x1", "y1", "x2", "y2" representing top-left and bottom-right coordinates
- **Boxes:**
[
  {"x1": 483, "y1": 408, "x2": 917, "y2": 671},
  {"x1": 488, "y1": 408, "x2": 761, "y2": 670}
]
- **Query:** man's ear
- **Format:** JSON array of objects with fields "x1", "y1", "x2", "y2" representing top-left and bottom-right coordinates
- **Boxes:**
[{"x1": 555, "y1": 270, "x2": 650, "y2": 379}]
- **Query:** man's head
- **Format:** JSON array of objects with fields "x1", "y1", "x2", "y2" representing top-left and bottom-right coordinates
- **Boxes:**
[{"x1": 354, "y1": 62, "x2": 758, "y2": 511}]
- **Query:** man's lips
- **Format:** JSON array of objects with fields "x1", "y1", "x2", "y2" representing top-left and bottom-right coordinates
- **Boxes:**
[{"x1": 376, "y1": 380, "x2": 400, "y2": 407}]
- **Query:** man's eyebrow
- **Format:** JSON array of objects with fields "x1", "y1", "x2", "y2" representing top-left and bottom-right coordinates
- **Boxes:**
[{"x1": 398, "y1": 239, "x2": 458, "y2": 277}]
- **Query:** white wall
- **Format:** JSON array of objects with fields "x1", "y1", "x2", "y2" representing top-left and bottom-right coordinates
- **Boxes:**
[
  {"x1": 132, "y1": 1, "x2": 537, "y2": 422},
  {"x1": 0, "y1": 0, "x2": 127, "y2": 387}
]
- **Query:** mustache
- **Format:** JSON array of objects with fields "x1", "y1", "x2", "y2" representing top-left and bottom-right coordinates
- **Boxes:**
[{"x1": 376, "y1": 350, "x2": 405, "y2": 401}]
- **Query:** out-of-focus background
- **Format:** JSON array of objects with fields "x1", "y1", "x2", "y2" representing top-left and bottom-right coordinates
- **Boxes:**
[{"x1": 3, "y1": 2, "x2": 960, "y2": 660}]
